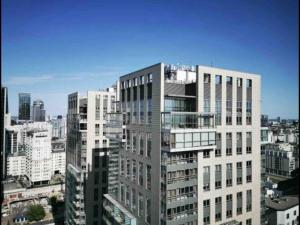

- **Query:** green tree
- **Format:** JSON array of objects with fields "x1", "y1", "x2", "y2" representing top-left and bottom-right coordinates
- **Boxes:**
[
  {"x1": 49, "y1": 196, "x2": 57, "y2": 206},
  {"x1": 26, "y1": 204, "x2": 46, "y2": 221}
]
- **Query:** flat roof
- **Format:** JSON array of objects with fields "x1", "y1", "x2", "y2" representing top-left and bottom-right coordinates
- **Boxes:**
[
  {"x1": 120, "y1": 62, "x2": 260, "y2": 78},
  {"x1": 266, "y1": 196, "x2": 299, "y2": 211}
]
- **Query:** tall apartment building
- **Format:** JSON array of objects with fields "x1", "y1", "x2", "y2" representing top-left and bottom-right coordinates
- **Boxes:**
[
  {"x1": 32, "y1": 99, "x2": 46, "y2": 122},
  {"x1": 103, "y1": 63, "x2": 261, "y2": 225},
  {"x1": 65, "y1": 86, "x2": 117, "y2": 225},
  {"x1": 1, "y1": 87, "x2": 10, "y2": 180},
  {"x1": 25, "y1": 124, "x2": 53, "y2": 185},
  {"x1": 19, "y1": 93, "x2": 31, "y2": 120}
]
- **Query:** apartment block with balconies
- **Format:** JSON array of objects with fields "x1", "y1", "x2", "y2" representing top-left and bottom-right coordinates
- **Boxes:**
[{"x1": 103, "y1": 63, "x2": 261, "y2": 225}]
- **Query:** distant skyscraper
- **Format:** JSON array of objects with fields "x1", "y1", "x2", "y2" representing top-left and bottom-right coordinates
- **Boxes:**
[
  {"x1": 32, "y1": 99, "x2": 46, "y2": 122},
  {"x1": 19, "y1": 93, "x2": 31, "y2": 120}
]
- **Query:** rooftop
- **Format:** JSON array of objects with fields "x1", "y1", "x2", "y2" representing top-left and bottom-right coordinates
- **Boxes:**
[{"x1": 266, "y1": 195, "x2": 299, "y2": 211}]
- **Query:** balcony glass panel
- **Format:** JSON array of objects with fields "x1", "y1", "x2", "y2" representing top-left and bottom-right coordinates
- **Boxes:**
[{"x1": 161, "y1": 112, "x2": 215, "y2": 129}]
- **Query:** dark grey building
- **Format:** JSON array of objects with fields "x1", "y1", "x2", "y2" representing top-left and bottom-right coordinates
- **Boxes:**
[
  {"x1": 32, "y1": 99, "x2": 46, "y2": 122},
  {"x1": 18, "y1": 93, "x2": 31, "y2": 120},
  {"x1": 1, "y1": 87, "x2": 9, "y2": 180}
]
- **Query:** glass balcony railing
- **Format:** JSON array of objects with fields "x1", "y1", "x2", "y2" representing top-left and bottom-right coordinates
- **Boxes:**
[
  {"x1": 104, "y1": 112, "x2": 126, "y2": 142},
  {"x1": 161, "y1": 112, "x2": 215, "y2": 129}
]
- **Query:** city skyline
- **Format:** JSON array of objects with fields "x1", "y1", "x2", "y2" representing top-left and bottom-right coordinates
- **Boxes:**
[{"x1": 2, "y1": 0, "x2": 299, "y2": 118}]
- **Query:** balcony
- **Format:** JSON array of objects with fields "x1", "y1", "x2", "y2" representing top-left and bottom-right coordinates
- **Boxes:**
[
  {"x1": 104, "y1": 113, "x2": 126, "y2": 143},
  {"x1": 161, "y1": 112, "x2": 215, "y2": 130},
  {"x1": 103, "y1": 194, "x2": 136, "y2": 225},
  {"x1": 162, "y1": 131, "x2": 216, "y2": 153}
]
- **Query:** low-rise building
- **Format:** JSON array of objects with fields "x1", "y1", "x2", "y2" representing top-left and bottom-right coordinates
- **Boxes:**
[
  {"x1": 263, "y1": 143, "x2": 298, "y2": 178},
  {"x1": 266, "y1": 196, "x2": 299, "y2": 225},
  {"x1": 6, "y1": 153, "x2": 26, "y2": 177}
]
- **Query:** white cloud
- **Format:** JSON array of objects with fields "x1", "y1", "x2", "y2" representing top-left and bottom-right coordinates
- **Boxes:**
[
  {"x1": 3, "y1": 71, "x2": 120, "y2": 86},
  {"x1": 4, "y1": 75, "x2": 54, "y2": 85}
]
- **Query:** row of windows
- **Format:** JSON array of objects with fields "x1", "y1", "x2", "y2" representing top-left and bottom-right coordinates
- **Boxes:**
[
  {"x1": 202, "y1": 190, "x2": 252, "y2": 224},
  {"x1": 119, "y1": 184, "x2": 151, "y2": 224},
  {"x1": 121, "y1": 73, "x2": 153, "y2": 89},
  {"x1": 202, "y1": 161, "x2": 252, "y2": 191},
  {"x1": 205, "y1": 73, "x2": 252, "y2": 88},
  {"x1": 120, "y1": 158, "x2": 152, "y2": 190},
  {"x1": 125, "y1": 131, "x2": 152, "y2": 158}
]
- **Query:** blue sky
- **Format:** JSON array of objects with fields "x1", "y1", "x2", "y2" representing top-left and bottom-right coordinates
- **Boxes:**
[{"x1": 2, "y1": 0, "x2": 299, "y2": 118}]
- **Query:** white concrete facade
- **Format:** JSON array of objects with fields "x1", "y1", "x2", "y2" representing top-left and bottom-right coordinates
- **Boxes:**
[
  {"x1": 6, "y1": 154, "x2": 26, "y2": 177},
  {"x1": 25, "y1": 124, "x2": 53, "y2": 184}
]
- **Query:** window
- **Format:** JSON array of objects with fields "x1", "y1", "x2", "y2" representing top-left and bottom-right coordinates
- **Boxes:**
[
  {"x1": 139, "y1": 135, "x2": 144, "y2": 156},
  {"x1": 132, "y1": 160, "x2": 137, "y2": 181},
  {"x1": 246, "y1": 190, "x2": 252, "y2": 212},
  {"x1": 204, "y1": 73, "x2": 211, "y2": 83},
  {"x1": 237, "y1": 116, "x2": 242, "y2": 125},
  {"x1": 237, "y1": 78, "x2": 243, "y2": 87},
  {"x1": 147, "y1": 73, "x2": 152, "y2": 83},
  {"x1": 226, "y1": 115, "x2": 232, "y2": 125},
  {"x1": 132, "y1": 132, "x2": 137, "y2": 153},
  {"x1": 203, "y1": 166, "x2": 210, "y2": 191},
  {"x1": 132, "y1": 189, "x2": 136, "y2": 211},
  {"x1": 215, "y1": 75, "x2": 222, "y2": 84},
  {"x1": 246, "y1": 79, "x2": 252, "y2": 88},
  {"x1": 226, "y1": 76, "x2": 232, "y2": 85},
  {"x1": 226, "y1": 163, "x2": 232, "y2": 187},
  {"x1": 139, "y1": 162, "x2": 144, "y2": 186},
  {"x1": 246, "y1": 219, "x2": 252, "y2": 225},
  {"x1": 203, "y1": 150, "x2": 210, "y2": 158},
  {"x1": 215, "y1": 197, "x2": 222, "y2": 222},
  {"x1": 140, "y1": 76, "x2": 144, "y2": 85},
  {"x1": 126, "y1": 159, "x2": 130, "y2": 178},
  {"x1": 236, "y1": 132, "x2": 242, "y2": 155},
  {"x1": 146, "y1": 165, "x2": 151, "y2": 190},
  {"x1": 287, "y1": 213, "x2": 290, "y2": 219},
  {"x1": 145, "y1": 197, "x2": 151, "y2": 224},
  {"x1": 138, "y1": 193, "x2": 144, "y2": 216},
  {"x1": 247, "y1": 161, "x2": 252, "y2": 183},
  {"x1": 237, "y1": 192, "x2": 243, "y2": 215},
  {"x1": 215, "y1": 165, "x2": 222, "y2": 189},
  {"x1": 226, "y1": 194, "x2": 233, "y2": 218},
  {"x1": 246, "y1": 146, "x2": 252, "y2": 154},
  {"x1": 237, "y1": 162, "x2": 243, "y2": 185},
  {"x1": 203, "y1": 199, "x2": 210, "y2": 225},
  {"x1": 226, "y1": 148, "x2": 232, "y2": 156},
  {"x1": 147, "y1": 133, "x2": 152, "y2": 158},
  {"x1": 226, "y1": 133, "x2": 232, "y2": 156},
  {"x1": 215, "y1": 148, "x2": 221, "y2": 157}
]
